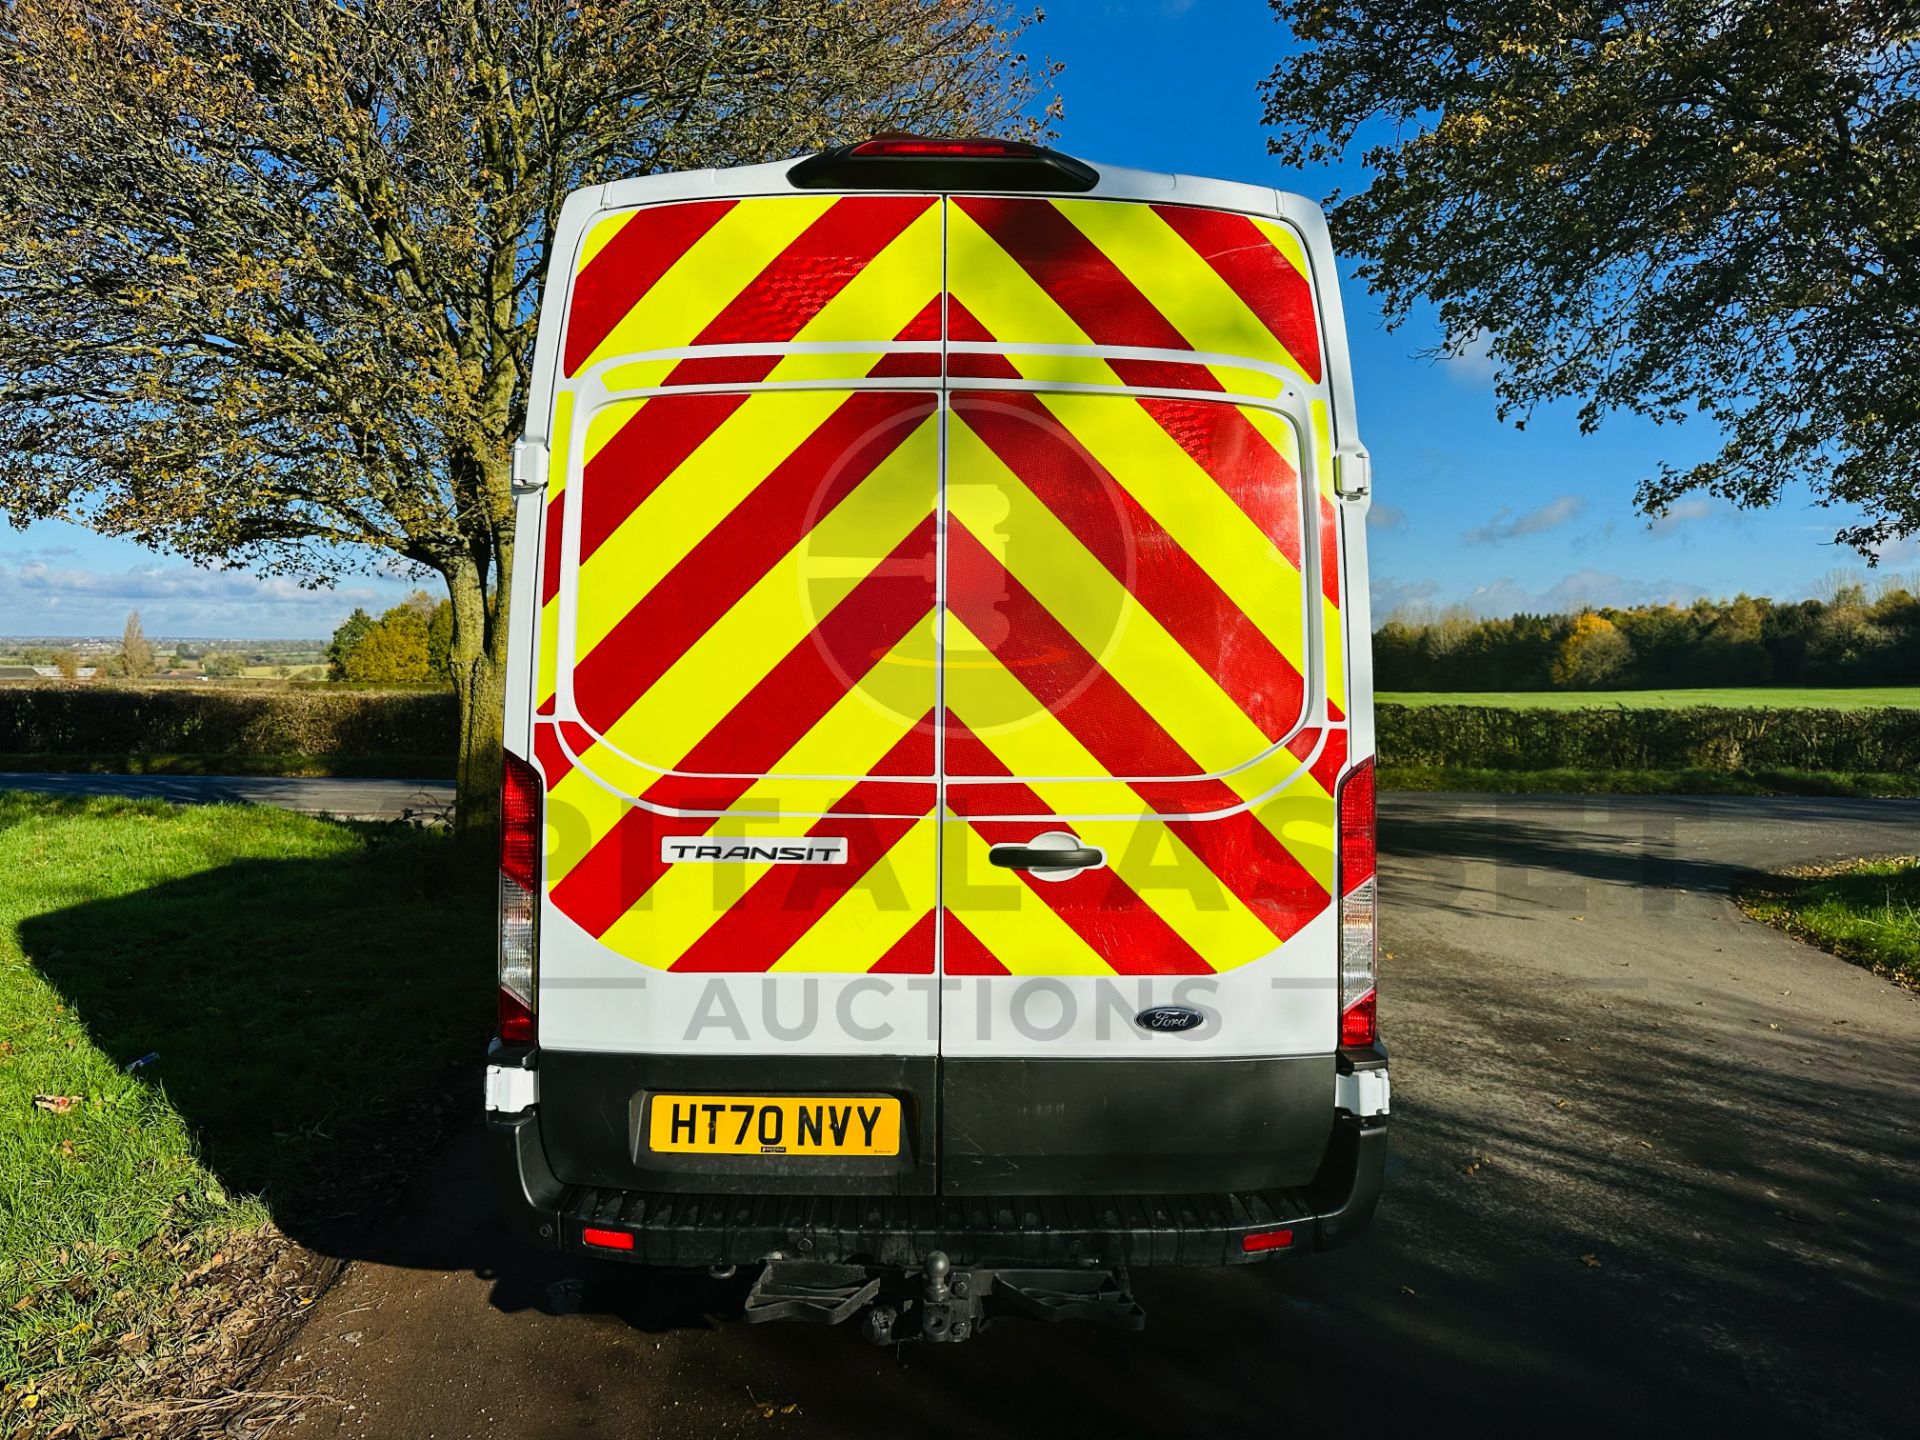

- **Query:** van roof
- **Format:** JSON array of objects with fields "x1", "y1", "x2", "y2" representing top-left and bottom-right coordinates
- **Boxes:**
[{"x1": 589, "y1": 155, "x2": 1322, "y2": 234}]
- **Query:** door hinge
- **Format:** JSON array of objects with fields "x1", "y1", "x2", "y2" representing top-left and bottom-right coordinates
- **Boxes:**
[
  {"x1": 511, "y1": 437, "x2": 550, "y2": 494},
  {"x1": 1333, "y1": 449, "x2": 1371, "y2": 499}
]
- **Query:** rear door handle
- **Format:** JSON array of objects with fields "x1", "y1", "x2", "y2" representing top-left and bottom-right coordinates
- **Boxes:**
[
  {"x1": 988, "y1": 833, "x2": 1106, "y2": 875},
  {"x1": 990, "y1": 845, "x2": 1104, "y2": 871}
]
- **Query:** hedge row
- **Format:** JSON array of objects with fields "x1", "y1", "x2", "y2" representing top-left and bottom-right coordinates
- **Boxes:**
[
  {"x1": 1376, "y1": 704, "x2": 1920, "y2": 773},
  {"x1": 0, "y1": 684, "x2": 456, "y2": 760},
  {"x1": 2, "y1": 689, "x2": 1916, "y2": 776}
]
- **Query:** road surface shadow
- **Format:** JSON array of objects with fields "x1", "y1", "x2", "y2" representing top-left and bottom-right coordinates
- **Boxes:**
[
  {"x1": 1382, "y1": 793, "x2": 1920, "y2": 903},
  {"x1": 19, "y1": 835, "x2": 493, "y2": 1235},
  {"x1": 16, "y1": 806, "x2": 1920, "y2": 1436}
]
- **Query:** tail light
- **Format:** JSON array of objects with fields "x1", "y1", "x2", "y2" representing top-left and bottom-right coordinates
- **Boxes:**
[
  {"x1": 498, "y1": 749, "x2": 541, "y2": 1045},
  {"x1": 1241, "y1": 1227, "x2": 1295, "y2": 1254},
  {"x1": 788, "y1": 133, "x2": 1099, "y2": 193},
  {"x1": 1335, "y1": 758, "x2": 1378, "y2": 1048}
]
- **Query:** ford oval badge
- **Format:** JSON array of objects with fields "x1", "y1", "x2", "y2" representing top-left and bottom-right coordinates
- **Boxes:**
[{"x1": 1135, "y1": 1005, "x2": 1206, "y2": 1034}]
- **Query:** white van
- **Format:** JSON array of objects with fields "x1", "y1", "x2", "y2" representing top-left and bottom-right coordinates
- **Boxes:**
[{"x1": 486, "y1": 137, "x2": 1387, "y2": 1341}]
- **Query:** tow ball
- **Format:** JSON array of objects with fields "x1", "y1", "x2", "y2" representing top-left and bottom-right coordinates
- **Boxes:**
[{"x1": 745, "y1": 1251, "x2": 1145, "y2": 1343}]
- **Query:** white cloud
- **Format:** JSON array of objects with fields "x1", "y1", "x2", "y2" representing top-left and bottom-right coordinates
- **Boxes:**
[
  {"x1": 1370, "y1": 576, "x2": 1440, "y2": 619},
  {"x1": 1646, "y1": 496, "x2": 1735, "y2": 535},
  {"x1": 1375, "y1": 569, "x2": 1703, "y2": 623},
  {"x1": 1369, "y1": 503, "x2": 1408, "y2": 532},
  {"x1": 0, "y1": 558, "x2": 417, "y2": 639},
  {"x1": 1870, "y1": 533, "x2": 1920, "y2": 568},
  {"x1": 1441, "y1": 328, "x2": 1498, "y2": 385},
  {"x1": 1462, "y1": 494, "x2": 1589, "y2": 545},
  {"x1": 1540, "y1": 568, "x2": 1698, "y2": 611}
]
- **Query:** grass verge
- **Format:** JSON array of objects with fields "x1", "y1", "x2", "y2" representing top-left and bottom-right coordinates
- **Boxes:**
[
  {"x1": 1379, "y1": 765, "x2": 1920, "y2": 798},
  {"x1": 0, "y1": 793, "x2": 489, "y2": 1434},
  {"x1": 1736, "y1": 857, "x2": 1920, "y2": 989},
  {"x1": 1378, "y1": 687, "x2": 1920, "y2": 710}
]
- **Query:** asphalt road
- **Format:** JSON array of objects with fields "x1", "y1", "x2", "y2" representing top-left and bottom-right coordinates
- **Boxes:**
[
  {"x1": 0, "y1": 771, "x2": 453, "y2": 820},
  {"x1": 226, "y1": 793, "x2": 1920, "y2": 1438}
]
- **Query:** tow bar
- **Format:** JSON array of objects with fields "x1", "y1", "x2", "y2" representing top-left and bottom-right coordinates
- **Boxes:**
[{"x1": 742, "y1": 1250, "x2": 1145, "y2": 1344}]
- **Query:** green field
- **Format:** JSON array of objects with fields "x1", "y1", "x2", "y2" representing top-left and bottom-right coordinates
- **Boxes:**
[
  {"x1": 1379, "y1": 687, "x2": 1920, "y2": 710},
  {"x1": 0, "y1": 794, "x2": 488, "y2": 1432}
]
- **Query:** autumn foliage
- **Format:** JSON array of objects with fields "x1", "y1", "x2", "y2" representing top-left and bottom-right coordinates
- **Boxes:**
[{"x1": 0, "y1": 0, "x2": 1054, "y2": 824}]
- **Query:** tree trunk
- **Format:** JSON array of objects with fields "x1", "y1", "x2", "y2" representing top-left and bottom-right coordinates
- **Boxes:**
[{"x1": 445, "y1": 551, "x2": 509, "y2": 834}]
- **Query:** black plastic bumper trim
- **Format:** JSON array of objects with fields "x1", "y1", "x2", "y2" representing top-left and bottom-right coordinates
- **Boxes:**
[{"x1": 489, "y1": 1109, "x2": 1388, "y2": 1269}]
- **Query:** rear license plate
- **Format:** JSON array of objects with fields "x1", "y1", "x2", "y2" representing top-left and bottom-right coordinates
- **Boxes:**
[{"x1": 647, "y1": 1095, "x2": 901, "y2": 1157}]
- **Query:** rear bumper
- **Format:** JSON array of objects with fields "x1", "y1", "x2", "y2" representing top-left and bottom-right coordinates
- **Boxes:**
[{"x1": 488, "y1": 1084, "x2": 1388, "y2": 1269}]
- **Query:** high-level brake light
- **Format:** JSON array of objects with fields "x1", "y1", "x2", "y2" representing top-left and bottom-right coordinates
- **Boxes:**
[
  {"x1": 850, "y1": 135, "x2": 1037, "y2": 159},
  {"x1": 498, "y1": 749, "x2": 541, "y2": 1045},
  {"x1": 787, "y1": 133, "x2": 1099, "y2": 193},
  {"x1": 1335, "y1": 758, "x2": 1378, "y2": 1048}
]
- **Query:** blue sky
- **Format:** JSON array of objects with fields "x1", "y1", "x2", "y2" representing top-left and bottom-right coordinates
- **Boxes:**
[{"x1": 0, "y1": 1, "x2": 1902, "y2": 639}]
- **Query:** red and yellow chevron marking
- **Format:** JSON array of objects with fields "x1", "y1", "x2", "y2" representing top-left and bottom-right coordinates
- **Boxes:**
[
  {"x1": 948, "y1": 197, "x2": 1322, "y2": 387},
  {"x1": 941, "y1": 724, "x2": 1345, "y2": 979},
  {"x1": 564, "y1": 195, "x2": 942, "y2": 380},
  {"x1": 537, "y1": 386, "x2": 1335, "y2": 977},
  {"x1": 534, "y1": 191, "x2": 1342, "y2": 977},
  {"x1": 563, "y1": 195, "x2": 1318, "y2": 391},
  {"x1": 944, "y1": 390, "x2": 1309, "y2": 773}
]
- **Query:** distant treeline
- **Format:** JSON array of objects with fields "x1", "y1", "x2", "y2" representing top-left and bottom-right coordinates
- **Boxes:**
[{"x1": 1375, "y1": 584, "x2": 1920, "y2": 691}]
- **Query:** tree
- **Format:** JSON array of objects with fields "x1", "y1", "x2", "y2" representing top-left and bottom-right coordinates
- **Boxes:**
[
  {"x1": 426, "y1": 600, "x2": 455, "y2": 684},
  {"x1": 1261, "y1": 2, "x2": 1920, "y2": 555},
  {"x1": 326, "y1": 608, "x2": 378, "y2": 681},
  {"x1": 52, "y1": 649, "x2": 80, "y2": 680},
  {"x1": 342, "y1": 604, "x2": 432, "y2": 684},
  {"x1": 120, "y1": 610, "x2": 154, "y2": 679},
  {"x1": 1550, "y1": 612, "x2": 1632, "y2": 688},
  {"x1": 0, "y1": 1, "x2": 1055, "y2": 828},
  {"x1": 203, "y1": 651, "x2": 246, "y2": 678}
]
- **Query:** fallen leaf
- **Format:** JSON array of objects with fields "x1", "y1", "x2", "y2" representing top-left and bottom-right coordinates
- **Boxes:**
[
  {"x1": 1398, "y1": 1285, "x2": 1417, "y2": 1297},
  {"x1": 33, "y1": 1095, "x2": 79, "y2": 1114},
  {"x1": 1578, "y1": 1254, "x2": 1600, "y2": 1268}
]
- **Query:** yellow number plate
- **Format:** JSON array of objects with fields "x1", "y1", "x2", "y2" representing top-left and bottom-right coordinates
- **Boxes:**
[{"x1": 648, "y1": 1095, "x2": 901, "y2": 1157}]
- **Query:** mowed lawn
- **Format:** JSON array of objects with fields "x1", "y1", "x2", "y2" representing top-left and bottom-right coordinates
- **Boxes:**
[
  {"x1": 0, "y1": 794, "x2": 489, "y2": 1430},
  {"x1": 1379, "y1": 687, "x2": 1920, "y2": 710}
]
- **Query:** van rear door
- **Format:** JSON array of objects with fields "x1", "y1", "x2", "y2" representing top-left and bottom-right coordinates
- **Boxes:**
[
  {"x1": 531, "y1": 194, "x2": 947, "y2": 1113},
  {"x1": 935, "y1": 195, "x2": 1349, "y2": 1194}
]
